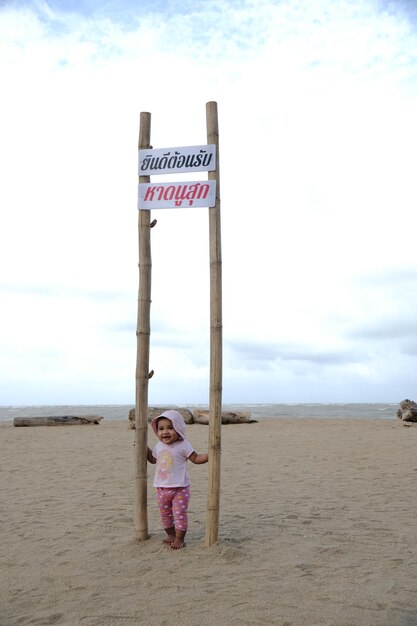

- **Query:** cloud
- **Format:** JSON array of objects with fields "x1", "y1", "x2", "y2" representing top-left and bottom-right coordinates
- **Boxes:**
[
  {"x1": 1, "y1": 0, "x2": 417, "y2": 403},
  {"x1": 226, "y1": 338, "x2": 359, "y2": 366},
  {"x1": 0, "y1": 282, "x2": 129, "y2": 301},
  {"x1": 348, "y1": 318, "x2": 417, "y2": 341}
]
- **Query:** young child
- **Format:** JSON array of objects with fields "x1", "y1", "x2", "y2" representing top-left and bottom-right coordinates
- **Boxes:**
[{"x1": 147, "y1": 410, "x2": 208, "y2": 550}]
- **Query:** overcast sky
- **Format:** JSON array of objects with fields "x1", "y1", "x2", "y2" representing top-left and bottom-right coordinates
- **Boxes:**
[{"x1": 1, "y1": 0, "x2": 417, "y2": 405}]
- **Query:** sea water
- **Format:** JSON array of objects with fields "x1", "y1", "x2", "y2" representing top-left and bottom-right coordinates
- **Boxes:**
[{"x1": 0, "y1": 403, "x2": 399, "y2": 422}]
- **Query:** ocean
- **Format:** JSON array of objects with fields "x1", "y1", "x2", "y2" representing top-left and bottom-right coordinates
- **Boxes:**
[{"x1": 0, "y1": 403, "x2": 400, "y2": 422}]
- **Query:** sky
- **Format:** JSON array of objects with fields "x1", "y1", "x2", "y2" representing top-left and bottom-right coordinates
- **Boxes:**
[{"x1": 1, "y1": 0, "x2": 417, "y2": 405}]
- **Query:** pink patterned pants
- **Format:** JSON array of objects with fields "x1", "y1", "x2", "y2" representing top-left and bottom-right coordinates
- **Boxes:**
[{"x1": 156, "y1": 486, "x2": 191, "y2": 531}]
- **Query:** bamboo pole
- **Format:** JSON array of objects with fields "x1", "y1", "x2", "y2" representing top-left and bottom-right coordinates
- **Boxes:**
[
  {"x1": 134, "y1": 111, "x2": 152, "y2": 541},
  {"x1": 205, "y1": 101, "x2": 222, "y2": 547}
]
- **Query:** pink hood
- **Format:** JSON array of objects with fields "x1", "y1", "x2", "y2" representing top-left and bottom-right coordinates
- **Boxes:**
[{"x1": 151, "y1": 410, "x2": 186, "y2": 440}]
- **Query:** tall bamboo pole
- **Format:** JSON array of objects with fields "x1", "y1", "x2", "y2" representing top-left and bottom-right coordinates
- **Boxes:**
[
  {"x1": 134, "y1": 111, "x2": 152, "y2": 541},
  {"x1": 205, "y1": 101, "x2": 222, "y2": 547}
]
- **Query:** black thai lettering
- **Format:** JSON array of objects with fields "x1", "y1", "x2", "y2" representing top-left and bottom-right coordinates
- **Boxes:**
[
  {"x1": 142, "y1": 148, "x2": 213, "y2": 173},
  {"x1": 202, "y1": 153, "x2": 213, "y2": 167},
  {"x1": 185, "y1": 155, "x2": 197, "y2": 167},
  {"x1": 167, "y1": 155, "x2": 178, "y2": 168},
  {"x1": 140, "y1": 157, "x2": 150, "y2": 171}
]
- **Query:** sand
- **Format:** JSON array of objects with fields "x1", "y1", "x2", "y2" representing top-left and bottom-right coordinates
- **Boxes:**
[{"x1": 1, "y1": 417, "x2": 417, "y2": 626}]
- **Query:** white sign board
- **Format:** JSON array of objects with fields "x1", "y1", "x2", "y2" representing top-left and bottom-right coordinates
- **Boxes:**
[
  {"x1": 138, "y1": 180, "x2": 216, "y2": 210},
  {"x1": 139, "y1": 144, "x2": 216, "y2": 176}
]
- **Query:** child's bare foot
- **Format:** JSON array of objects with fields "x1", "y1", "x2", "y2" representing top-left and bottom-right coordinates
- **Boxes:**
[
  {"x1": 162, "y1": 535, "x2": 175, "y2": 545},
  {"x1": 169, "y1": 537, "x2": 185, "y2": 550},
  {"x1": 162, "y1": 527, "x2": 175, "y2": 545}
]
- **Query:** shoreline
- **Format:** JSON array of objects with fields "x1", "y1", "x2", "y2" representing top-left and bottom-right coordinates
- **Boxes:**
[
  {"x1": 1, "y1": 413, "x2": 402, "y2": 426},
  {"x1": 0, "y1": 414, "x2": 405, "y2": 427},
  {"x1": 0, "y1": 402, "x2": 400, "y2": 423}
]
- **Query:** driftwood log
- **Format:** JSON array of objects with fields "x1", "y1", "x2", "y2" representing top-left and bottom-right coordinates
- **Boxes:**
[
  {"x1": 13, "y1": 415, "x2": 103, "y2": 427},
  {"x1": 396, "y1": 399, "x2": 417, "y2": 423},
  {"x1": 128, "y1": 407, "x2": 253, "y2": 428},
  {"x1": 128, "y1": 407, "x2": 194, "y2": 429}
]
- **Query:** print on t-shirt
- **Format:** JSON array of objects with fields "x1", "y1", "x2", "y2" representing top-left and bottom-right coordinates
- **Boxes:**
[{"x1": 156, "y1": 450, "x2": 173, "y2": 481}]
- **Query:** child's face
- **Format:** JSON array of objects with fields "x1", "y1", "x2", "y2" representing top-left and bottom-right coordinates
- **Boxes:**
[{"x1": 157, "y1": 418, "x2": 179, "y2": 445}]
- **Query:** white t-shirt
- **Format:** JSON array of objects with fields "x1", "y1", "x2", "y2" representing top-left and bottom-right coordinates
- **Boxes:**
[{"x1": 152, "y1": 439, "x2": 194, "y2": 488}]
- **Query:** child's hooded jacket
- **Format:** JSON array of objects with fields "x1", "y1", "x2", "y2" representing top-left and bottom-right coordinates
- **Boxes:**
[{"x1": 151, "y1": 410, "x2": 186, "y2": 440}]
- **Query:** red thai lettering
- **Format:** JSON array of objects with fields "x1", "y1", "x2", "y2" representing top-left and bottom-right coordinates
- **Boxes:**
[{"x1": 143, "y1": 186, "x2": 156, "y2": 201}]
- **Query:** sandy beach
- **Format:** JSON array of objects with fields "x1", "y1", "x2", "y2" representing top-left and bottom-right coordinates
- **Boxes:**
[{"x1": 2, "y1": 417, "x2": 417, "y2": 626}]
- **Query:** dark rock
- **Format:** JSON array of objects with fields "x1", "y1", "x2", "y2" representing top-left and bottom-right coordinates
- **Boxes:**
[{"x1": 397, "y1": 399, "x2": 417, "y2": 422}]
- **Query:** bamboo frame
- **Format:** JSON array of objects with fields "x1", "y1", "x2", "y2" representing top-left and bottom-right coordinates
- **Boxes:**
[
  {"x1": 205, "y1": 101, "x2": 222, "y2": 547},
  {"x1": 134, "y1": 112, "x2": 152, "y2": 541}
]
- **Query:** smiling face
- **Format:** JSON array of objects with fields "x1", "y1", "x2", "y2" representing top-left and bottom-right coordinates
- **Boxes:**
[{"x1": 156, "y1": 418, "x2": 179, "y2": 445}]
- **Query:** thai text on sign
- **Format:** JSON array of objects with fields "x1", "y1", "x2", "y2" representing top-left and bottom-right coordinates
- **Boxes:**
[
  {"x1": 138, "y1": 180, "x2": 216, "y2": 210},
  {"x1": 139, "y1": 144, "x2": 216, "y2": 176}
]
